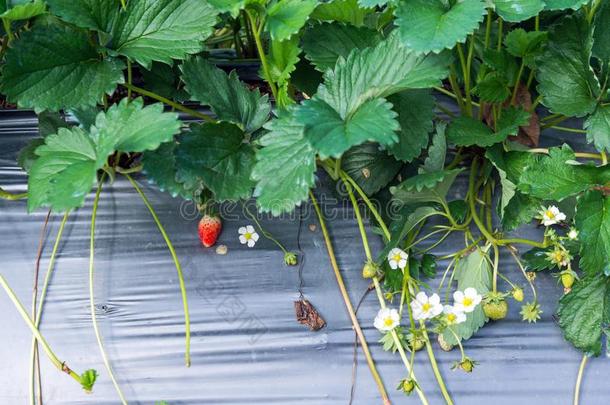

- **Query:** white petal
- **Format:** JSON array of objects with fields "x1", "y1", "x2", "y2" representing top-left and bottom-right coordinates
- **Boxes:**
[
  {"x1": 443, "y1": 305, "x2": 453, "y2": 314},
  {"x1": 455, "y1": 312, "x2": 467, "y2": 324},
  {"x1": 453, "y1": 290, "x2": 464, "y2": 304},
  {"x1": 556, "y1": 213, "x2": 567, "y2": 222},
  {"x1": 462, "y1": 304, "x2": 475, "y2": 313},
  {"x1": 415, "y1": 292, "x2": 428, "y2": 304},
  {"x1": 238, "y1": 227, "x2": 247, "y2": 234},
  {"x1": 251, "y1": 232, "x2": 260, "y2": 241},
  {"x1": 398, "y1": 259, "x2": 407, "y2": 269},
  {"x1": 239, "y1": 235, "x2": 247, "y2": 244},
  {"x1": 400, "y1": 250, "x2": 409, "y2": 259},
  {"x1": 431, "y1": 303, "x2": 444, "y2": 317},
  {"x1": 389, "y1": 260, "x2": 398, "y2": 270},
  {"x1": 246, "y1": 225, "x2": 255, "y2": 233},
  {"x1": 472, "y1": 294, "x2": 482, "y2": 306},
  {"x1": 464, "y1": 287, "x2": 477, "y2": 298},
  {"x1": 247, "y1": 239, "x2": 256, "y2": 248},
  {"x1": 374, "y1": 318, "x2": 384, "y2": 331},
  {"x1": 429, "y1": 293, "x2": 440, "y2": 306},
  {"x1": 412, "y1": 309, "x2": 425, "y2": 321}
]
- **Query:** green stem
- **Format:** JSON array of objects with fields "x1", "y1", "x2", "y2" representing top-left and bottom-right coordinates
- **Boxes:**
[
  {"x1": 492, "y1": 244, "x2": 499, "y2": 293},
  {"x1": 120, "y1": 0, "x2": 126, "y2": 10},
  {"x1": 0, "y1": 186, "x2": 27, "y2": 200},
  {"x1": 484, "y1": 9, "x2": 492, "y2": 49},
  {"x1": 511, "y1": 60, "x2": 526, "y2": 105},
  {"x1": 573, "y1": 355, "x2": 589, "y2": 405},
  {"x1": 246, "y1": 12, "x2": 279, "y2": 104},
  {"x1": 30, "y1": 211, "x2": 70, "y2": 405},
  {"x1": 242, "y1": 202, "x2": 289, "y2": 255},
  {"x1": 497, "y1": 18, "x2": 503, "y2": 50},
  {"x1": 446, "y1": 327, "x2": 466, "y2": 360},
  {"x1": 422, "y1": 325, "x2": 454, "y2": 405},
  {"x1": 89, "y1": 177, "x2": 128, "y2": 404},
  {"x1": 115, "y1": 164, "x2": 143, "y2": 174},
  {"x1": 309, "y1": 190, "x2": 391, "y2": 405},
  {"x1": 545, "y1": 125, "x2": 586, "y2": 134},
  {"x1": 2, "y1": 18, "x2": 14, "y2": 42},
  {"x1": 126, "y1": 174, "x2": 191, "y2": 367},
  {"x1": 456, "y1": 44, "x2": 472, "y2": 116},
  {"x1": 0, "y1": 274, "x2": 83, "y2": 387},
  {"x1": 507, "y1": 246, "x2": 537, "y2": 302},
  {"x1": 121, "y1": 83, "x2": 214, "y2": 122},
  {"x1": 340, "y1": 171, "x2": 391, "y2": 241},
  {"x1": 127, "y1": 60, "x2": 132, "y2": 99}
]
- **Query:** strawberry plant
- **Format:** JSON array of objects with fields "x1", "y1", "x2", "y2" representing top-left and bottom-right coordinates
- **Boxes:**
[{"x1": 0, "y1": 0, "x2": 609, "y2": 404}]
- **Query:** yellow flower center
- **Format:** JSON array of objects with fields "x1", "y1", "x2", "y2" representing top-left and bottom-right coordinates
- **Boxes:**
[
  {"x1": 551, "y1": 251, "x2": 564, "y2": 263},
  {"x1": 244, "y1": 232, "x2": 252, "y2": 240},
  {"x1": 393, "y1": 254, "x2": 402, "y2": 262},
  {"x1": 422, "y1": 303, "x2": 431, "y2": 312},
  {"x1": 384, "y1": 317, "x2": 394, "y2": 327},
  {"x1": 447, "y1": 313, "x2": 456, "y2": 322},
  {"x1": 545, "y1": 210, "x2": 555, "y2": 219},
  {"x1": 463, "y1": 297, "x2": 473, "y2": 307}
]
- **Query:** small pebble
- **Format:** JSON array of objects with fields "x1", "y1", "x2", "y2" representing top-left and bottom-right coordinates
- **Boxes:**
[
  {"x1": 215, "y1": 244, "x2": 228, "y2": 255},
  {"x1": 308, "y1": 224, "x2": 317, "y2": 232}
]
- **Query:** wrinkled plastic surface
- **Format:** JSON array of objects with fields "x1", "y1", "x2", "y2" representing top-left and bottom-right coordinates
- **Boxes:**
[{"x1": 1, "y1": 108, "x2": 609, "y2": 405}]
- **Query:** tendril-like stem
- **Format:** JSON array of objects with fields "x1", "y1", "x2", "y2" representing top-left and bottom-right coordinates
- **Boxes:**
[
  {"x1": 89, "y1": 176, "x2": 128, "y2": 404},
  {"x1": 573, "y1": 355, "x2": 589, "y2": 405},
  {"x1": 30, "y1": 211, "x2": 70, "y2": 405},
  {"x1": 125, "y1": 174, "x2": 191, "y2": 367},
  {"x1": 308, "y1": 190, "x2": 392, "y2": 405}
]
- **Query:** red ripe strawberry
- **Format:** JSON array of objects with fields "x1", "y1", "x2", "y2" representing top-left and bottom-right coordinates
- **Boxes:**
[{"x1": 198, "y1": 214, "x2": 222, "y2": 247}]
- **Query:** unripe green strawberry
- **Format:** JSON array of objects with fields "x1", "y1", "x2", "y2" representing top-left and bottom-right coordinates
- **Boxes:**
[
  {"x1": 362, "y1": 261, "x2": 380, "y2": 279},
  {"x1": 198, "y1": 214, "x2": 222, "y2": 247},
  {"x1": 409, "y1": 337, "x2": 425, "y2": 352},
  {"x1": 459, "y1": 358, "x2": 475, "y2": 373},
  {"x1": 483, "y1": 300, "x2": 508, "y2": 320},
  {"x1": 512, "y1": 288, "x2": 524, "y2": 302},
  {"x1": 561, "y1": 272, "x2": 575, "y2": 289},
  {"x1": 401, "y1": 379, "x2": 415, "y2": 394}
]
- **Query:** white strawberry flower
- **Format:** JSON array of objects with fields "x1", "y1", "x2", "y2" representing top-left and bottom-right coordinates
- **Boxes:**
[
  {"x1": 567, "y1": 227, "x2": 579, "y2": 240},
  {"x1": 387, "y1": 248, "x2": 408, "y2": 270},
  {"x1": 453, "y1": 288, "x2": 482, "y2": 313},
  {"x1": 238, "y1": 225, "x2": 259, "y2": 248},
  {"x1": 539, "y1": 205, "x2": 566, "y2": 227},
  {"x1": 374, "y1": 307, "x2": 400, "y2": 332},
  {"x1": 443, "y1": 305, "x2": 466, "y2": 325},
  {"x1": 410, "y1": 292, "x2": 443, "y2": 320}
]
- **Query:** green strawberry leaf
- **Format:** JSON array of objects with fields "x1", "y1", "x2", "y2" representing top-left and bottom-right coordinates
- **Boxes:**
[
  {"x1": 584, "y1": 105, "x2": 610, "y2": 153},
  {"x1": 38, "y1": 111, "x2": 69, "y2": 137},
  {"x1": 17, "y1": 138, "x2": 45, "y2": 172},
  {"x1": 575, "y1": 191, "x2": 610, "y2": 277},
  {"x1": 473, "y1": 73, "x2": 510, "y2": 103},
  {"x1": 91, "y1": 98, "x2": 181, "y2": 162},
  {"x1": 181, "y1": 57, "x2": 270, "y2": 133},
  {"x1": 443, "y1": 248, "x2": 492, "y2": 344},
  {"x1": 522, "y1": 247, "x2": 554, "y2": 271},
  {"x1": 342, "y1": 143, "x2": 402, "y2": 196},
  {"x1": 494, "y1": 0, "x2": 544, "y2": 22},
  {"x1": 519, "y1": 145, "x2": 610, "y2": 200},
  {"x1": 387, "y1": 90, "x2": 434, "y2": 162},
  {"x1": 141, "y1": 62, "x2": 189, "y2": 102},
  {"x1": 175, "y1": 122, "x2": 255, "y2": 202},
  {"x1": 395, "y1": 0, "x2": 486, "y2": 53},
  {"x1": 315, "y1": 31, "x2": 450, "y2": 118},
  {"x1": 252, "y1": 108, "x2": 317, "y2": 215},
  {"x1": 142, "y1": 142, "x2": 191, "y2": 199},
  {"x1": 391, "y1": 169, "x2": 462, "y2": 206},
  {"x1": 311, "y1": 0, "x2": 371, "y2": 26},
  {"x1": 1, "y1": 0, "x2": 45, "y2": 21},
  {"x1": 46, "y1": 0, "x2": 116, "y2": 31},
  {"x1": 302, "y1": 22, "x2": 381, "y2": 72},
  {"x1": 544, "y1": 0, "x2": 588, "y2": 10},
  {"x1": 504, "y1": 28, "x2": 548, "y2": 65},
  {"x1": 557, "y1": 273, "x2": 610, "y2": 356},
  {"x1": 265, "y1": 0, "x2": 317, "y2": 41},
  {"x1": 109, "y1": 0, "x2": 217, "y2": 68},
  {"x1": 536, "y1": 15, "x2": 600, "y2": 117},
  {"x1": 0, "y1": 22, "x2": 124, "y2": 112},
  {"x1": 27, "y1": 127, "x2": 100, "y2": 212},
  {"x1": 79, "y1": 369, "x2": 98, "y2": 392},
  {"x1": 501, "y1": 191, "x2": 541, "y2": 231},
  {"x1": 267, "y1": 36, "x2": 300, "y2": 86},
  {"x1": 593, "y1": 0, "x2": 610, "y2": 66},
  {"x1": 446, "y1": 108, "x2": 530, "y2": 147},
  {"x1": 421, "y1": 122, "x2": 447, "y2": 173},
  {"x1": 296, "y1": 97, "x2": 399, "y2": 158}
]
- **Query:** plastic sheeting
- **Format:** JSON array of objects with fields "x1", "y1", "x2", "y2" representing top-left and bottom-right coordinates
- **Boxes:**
[{"x1": 1, "y1": 109, "x2": 609, "y2": 405}]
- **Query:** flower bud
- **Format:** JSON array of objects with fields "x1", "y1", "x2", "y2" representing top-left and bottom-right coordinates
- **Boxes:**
[
  {"x1": 362, "y1": 261, "x2": 380, "y2": 279},
  {"x1": 284, "y1": 252, "x2": 298, "y2": 266},
  {"x1": 512, "y1": 288, "x2": 524, "y2": 302},
  {"x1": 400, "y1": 379, "x2": 415, "y2": 394}
]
